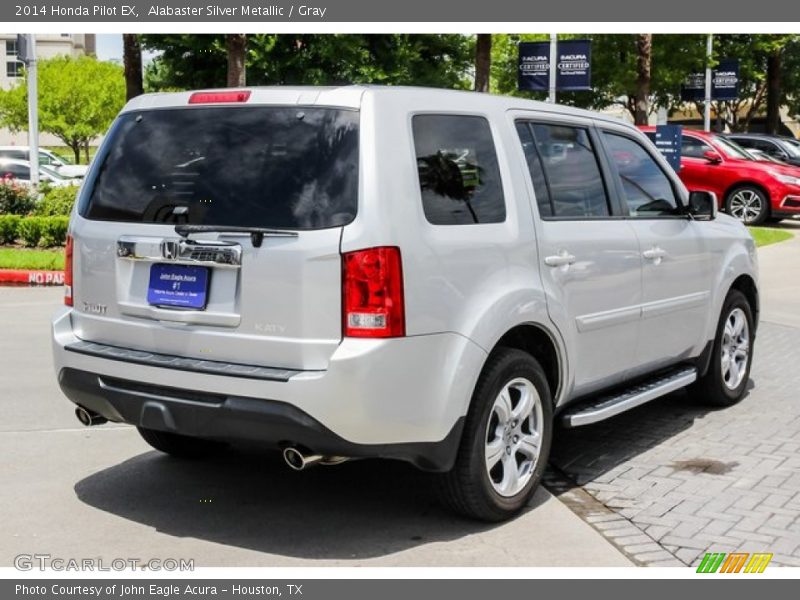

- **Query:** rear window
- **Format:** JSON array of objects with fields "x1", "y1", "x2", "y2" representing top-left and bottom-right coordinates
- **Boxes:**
[{"x1": 82, "y1": 107, "x2": 359, "y2": 230}]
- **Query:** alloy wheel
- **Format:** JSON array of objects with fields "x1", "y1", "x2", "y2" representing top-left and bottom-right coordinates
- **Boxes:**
[{"x1": 484, "y1": 377, "x2": 543, "y2": 497}]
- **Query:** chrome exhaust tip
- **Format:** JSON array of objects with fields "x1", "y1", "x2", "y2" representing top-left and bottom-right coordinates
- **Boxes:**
[
  {"x1": 75, "y1": 406, "x2": 107, "y2": 427},
  {"x1": 282, "y1": 447, "x2": 325, "y2": 471}
]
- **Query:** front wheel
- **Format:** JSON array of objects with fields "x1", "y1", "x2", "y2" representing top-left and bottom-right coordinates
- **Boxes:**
[
  {"x1": 725, "y1": 186, "x2": 769, "y2": 225},
  {"x1": 436, "y1": 348, "x2": 553, "y2": 521},
  {"x1": 690, "y1": 290, "x2": 754, "y2": 407}
]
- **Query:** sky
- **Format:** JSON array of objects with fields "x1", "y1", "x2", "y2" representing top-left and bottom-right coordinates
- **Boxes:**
[{"x1": 95, "y1": 34, "x2": 159, "y2": 63}]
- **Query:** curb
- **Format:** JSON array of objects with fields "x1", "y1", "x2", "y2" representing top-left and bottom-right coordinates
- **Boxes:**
[{"x1": 0, "y1": 269, "x2": 65, "y2": 286}]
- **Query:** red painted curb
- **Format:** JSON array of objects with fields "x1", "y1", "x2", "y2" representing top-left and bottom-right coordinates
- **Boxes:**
[{"x1": 0, "y1": 269, "x2": 65, "y2": 286}]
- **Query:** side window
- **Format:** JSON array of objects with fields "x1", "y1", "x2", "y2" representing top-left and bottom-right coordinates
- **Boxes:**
[
  {"x1": 515, "y1": 122, "x2": 552, "y2": 217},
  {"x1": 681, "y1": 135, "x2": 713, "y2": 158},
  {"x1": 529, "y1": 123, "x2": 610, "y2": 218},
  {"x1": 412, "y1": 114, "x2": 506, "y2": 225},
  {"x1": 602, "y1": 132, "x2": 680, "y2": 217}
]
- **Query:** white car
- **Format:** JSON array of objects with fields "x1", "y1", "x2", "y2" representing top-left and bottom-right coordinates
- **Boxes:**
[
  {"x1": 0, "y1": 158, "x2": 82, "y2": 187},
  {"x1": 52, "y1": 86, "x2": 758, "y2": 521},
  {"x1": 0, "y1": 146, "x2": 89, "y2": 179}
]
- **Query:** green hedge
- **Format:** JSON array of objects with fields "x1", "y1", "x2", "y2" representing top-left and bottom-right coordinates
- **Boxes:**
[
  {"x1": 33, "y1": 185, "x2": 79, "y2": 217},
  {"x1": 0, "y1": 215, "x2": 69, "y2": 247},
  {"x1": 0, "y1": 215, "x2": 21, "y2": 244}
]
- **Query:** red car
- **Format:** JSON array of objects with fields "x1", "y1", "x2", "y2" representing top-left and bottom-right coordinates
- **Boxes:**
[{"x1": 641, "y1": 126, "x2": 800, "y2": 225}]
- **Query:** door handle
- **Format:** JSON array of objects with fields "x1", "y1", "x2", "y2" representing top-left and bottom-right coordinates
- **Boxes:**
[
  {"x1": 544, "y1": 251, "x2": 577, "y2": 267},
  {"x1": 642, "y1": 247, "x2": 667, "y2": 262}
]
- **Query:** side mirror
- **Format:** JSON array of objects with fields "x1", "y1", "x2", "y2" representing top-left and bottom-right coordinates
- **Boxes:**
[
  {"x1": 703, "y1": 150, "x2": 722, "y2": 164},
  {"x1": 687, "y1": 191, "x2": 718, "y2": 221}
]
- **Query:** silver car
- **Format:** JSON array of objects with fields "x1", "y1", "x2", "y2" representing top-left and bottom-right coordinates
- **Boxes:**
[{"x1": 52, "y1": 86, "x2": 758, "y2": 521}]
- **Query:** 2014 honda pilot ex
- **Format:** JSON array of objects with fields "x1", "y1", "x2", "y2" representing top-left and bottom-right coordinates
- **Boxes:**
[{"x1": 52, "y1": 86, "x2": 759, "y2": 521}]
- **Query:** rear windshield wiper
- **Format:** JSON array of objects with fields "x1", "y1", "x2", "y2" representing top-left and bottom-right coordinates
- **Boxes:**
[{"x1": 175, "y1": 225, "x2": 298, "y2": 248}]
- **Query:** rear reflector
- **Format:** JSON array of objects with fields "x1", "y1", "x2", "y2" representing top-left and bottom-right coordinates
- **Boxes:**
[
  {"x1": 188, "y1": 90, "x2": 251, "y2": 104},
  {"x1": 342, "y1": 247, "x2": 405, "y2": 338},
  {"x1": 64, "y1": 234, "x2": 74, "y2": 306}
]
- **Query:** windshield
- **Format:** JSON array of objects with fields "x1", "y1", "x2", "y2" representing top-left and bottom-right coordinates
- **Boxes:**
[
  {"x1": 83, "y1": 106, "x2": 360, "y2": 230},
  {"x1": 713, "y1": 135, "x2": 755, "y2": 160},
  {"x1": 782, "y1": 139, "x2": 800, "y2": 157}
]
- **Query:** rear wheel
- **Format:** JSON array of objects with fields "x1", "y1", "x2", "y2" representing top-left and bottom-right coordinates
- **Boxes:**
[
  {"x1": 138, "y1": 427, "x2": 228, "y2": 459},
  {"x1": 725, "y1": 186, "x2": 769, "y2": 225},
  {"x1": 690, "y1": 290, "x2": 754, "y2": 407},
  {"x1": 436, "y1": 348, "x2": 553, "y2": 521}
]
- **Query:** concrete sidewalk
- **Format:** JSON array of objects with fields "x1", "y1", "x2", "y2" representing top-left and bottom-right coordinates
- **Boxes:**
[
  {"x1": 756, "y1": 221, "x2": 800, "y2": 328},
  {"x1": 0, "y1": 287, "x2": 631, "y2": 567}
]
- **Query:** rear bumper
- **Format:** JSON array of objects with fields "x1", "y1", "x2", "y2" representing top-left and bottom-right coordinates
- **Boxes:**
[
  {"x1": 52, "y1": 308, "x2": 486, "y2": 471},
  {"x1": 57, "y1": 367, "x2": 464, "y2": 471}
]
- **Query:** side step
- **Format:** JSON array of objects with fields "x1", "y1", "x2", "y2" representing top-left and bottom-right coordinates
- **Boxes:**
[{"x1": 561, "y1": 366, "x2": 697, "y2": 428}]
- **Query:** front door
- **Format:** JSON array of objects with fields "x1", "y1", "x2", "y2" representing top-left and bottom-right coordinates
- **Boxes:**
[{"x1": 599, "y1": 128, "x2": 713, "y2": 370}]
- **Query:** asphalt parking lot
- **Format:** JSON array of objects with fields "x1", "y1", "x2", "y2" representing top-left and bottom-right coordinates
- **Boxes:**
[{"x1": 2, "y1": 224, "x2": 799, "y2": 568}]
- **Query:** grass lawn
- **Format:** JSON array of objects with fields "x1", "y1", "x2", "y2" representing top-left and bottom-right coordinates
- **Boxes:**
[
  {"x1": 43, "y1": 146, "x2": 98, "y2": 166},
  {"x1": 0, "y1": 247, "x2": 64, "y2": 270},
  {"x1": 748, "y1": 226, "x2": 794, "y2": 248}
]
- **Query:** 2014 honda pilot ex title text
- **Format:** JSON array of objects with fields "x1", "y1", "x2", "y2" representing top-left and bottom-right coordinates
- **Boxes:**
[{"x1": 52, "y1": 86, "x2": 758, "y2": 521}]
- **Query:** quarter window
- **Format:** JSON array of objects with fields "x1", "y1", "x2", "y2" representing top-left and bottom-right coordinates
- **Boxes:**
[
  {"x1": 603, "y1": 133, "x2": 679, "y2": 217},
  {"x1": 412, "y1": 114, "x2": 506, "y2": 225}
]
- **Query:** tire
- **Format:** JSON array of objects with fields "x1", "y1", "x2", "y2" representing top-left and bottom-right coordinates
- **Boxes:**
[
  {"x1": 725, "y1": 186, "x2": 769, "y2": 225},
  {"x1": 137, "y1": 427, "x2": 228, "y2": 459},
  {"x1": 436, "y1": 348, "x2": 553, "y2": 521},
  {"x1": 690, "y1": 290, "x2": 754, "y2": 407}
]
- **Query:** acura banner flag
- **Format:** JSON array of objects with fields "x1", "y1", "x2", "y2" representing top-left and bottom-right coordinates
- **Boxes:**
[
  {"x1": 518, "y1": 39, "x2": 592, "y2": 92},
  {"x1": 680, "y1": 58, "x2": 740, "y2": 101}
]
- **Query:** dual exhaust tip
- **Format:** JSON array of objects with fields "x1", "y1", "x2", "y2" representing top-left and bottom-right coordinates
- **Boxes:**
[{"x1": 75, "y1": 406, "x2": 342, "y2": 471}]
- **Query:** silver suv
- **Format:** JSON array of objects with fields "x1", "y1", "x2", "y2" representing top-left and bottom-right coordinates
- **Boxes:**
[{"x1": 52, "y1": 86, "x2": 758, "y2": 521}]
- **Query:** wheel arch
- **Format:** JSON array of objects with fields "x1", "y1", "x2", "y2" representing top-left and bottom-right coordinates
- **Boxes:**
[
  {"x1": 729, "y1": 273, "x2": 760, "y2": 330},
  {"x1": 487, "y1": 323, "x2": 564, "y2": 407}
]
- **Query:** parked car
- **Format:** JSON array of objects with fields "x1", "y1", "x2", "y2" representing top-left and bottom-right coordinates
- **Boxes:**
[
  {"x1": 53, "y1": 87, "x2": 758, "y2": 521},
  {"x1": 0, "y1": 158, "x2": 83, "y2": 187},
  {"x1": 725, "y1": 133, "x2": 800, "y2": 168},
  {"x1": 641, "y1": 127, "x2": 800, "y2": 224},
  {"x1": 0, "y1": 146, "x2": 89, "y2": 179}
]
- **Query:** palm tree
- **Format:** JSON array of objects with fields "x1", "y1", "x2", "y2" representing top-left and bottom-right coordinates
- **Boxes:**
[
  {"x1": 634, "y1": 34, "x2": 652, "y2": 126},
  {"x1": 122, "y1": 34, "x2": 144, "y2": 101},
  {"x1": 226, "y1": 34, "x2": 247, "y2": 87},
  {"x1": 475, "y1": 34, "x2": 491, "y2": 93}
]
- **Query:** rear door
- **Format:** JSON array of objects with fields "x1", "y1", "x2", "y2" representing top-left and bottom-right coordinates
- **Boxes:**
[
  {"x1": 515, "y1": 117, "x2": 643, "y2": 397},
  {"x1": 71, "y1": 103, "x2": 360, "y2": 371}
]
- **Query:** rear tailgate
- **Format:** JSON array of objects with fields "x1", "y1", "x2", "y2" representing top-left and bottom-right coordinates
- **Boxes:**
[{"x1": 69, "y1": 100, "x2": 360, "y2": 372}]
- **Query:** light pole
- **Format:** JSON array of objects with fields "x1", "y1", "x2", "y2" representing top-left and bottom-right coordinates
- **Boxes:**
[
  {"x1": 548, "y1": 33, "x2": 557, "y2": 103},
  {"x1": 18, "y1": 34, "x2": 39, "y2": 186},
  {"x1": 704, "y1": 33, "x2": 713, "y2": 132}
]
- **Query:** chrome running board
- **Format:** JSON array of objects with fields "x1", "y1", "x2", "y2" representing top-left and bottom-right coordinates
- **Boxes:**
[{"x1": 561, "y1": 366, "x2": 697, "y2": 428}]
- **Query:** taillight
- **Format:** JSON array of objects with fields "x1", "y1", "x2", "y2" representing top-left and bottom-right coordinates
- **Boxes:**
[
  {"x1": 342, "y1": 247, "x2": 405, "y2": 338},
  {"x1": 64, "y1": 234, "x2": 73, "y2": 306},
  {"x1": 188, "y1": 90, "x2": 251, "y2": 104}
]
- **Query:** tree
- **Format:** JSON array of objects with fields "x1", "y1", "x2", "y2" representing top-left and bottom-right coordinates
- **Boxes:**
[
  {"x1": 123, "y1": 34, "x2": 144, "y2": 101},
  {"x1": 491, "y1": 34, "x2": 707, "y2": 120},
  {"x1": 226, "y1": 34, "x2": 247, "y2": 87},
  {"x1": 634, "y1": 34, "x2": 652, "y2": 125},
  {"x1": 0, "y1": 56, "x2": 125, "y2": 164},
  {"x1": 141, "y1": 34, "x2": 474, "y2": 91},
  {"x1": 474, "y1": 34, "x2": 491, "y2": 93}
]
